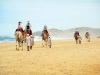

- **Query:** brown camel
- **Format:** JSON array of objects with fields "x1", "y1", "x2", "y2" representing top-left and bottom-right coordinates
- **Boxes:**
[
  {"x1": 15, "y1": 31, "x2": 24, "y2": 51},
  {"x1": 41, "y1": 31, "x2": 48, "y2": 48},
  {"x1": 74, "y1": 32, "x2": 79, "y2": 44}
]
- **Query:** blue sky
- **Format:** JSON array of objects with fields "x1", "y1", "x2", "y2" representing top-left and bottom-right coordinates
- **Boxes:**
[{"x1": 0, "y1": 0, "x2": 100, "y2": 36}]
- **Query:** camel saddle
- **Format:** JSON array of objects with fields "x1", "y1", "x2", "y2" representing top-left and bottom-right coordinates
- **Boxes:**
[{"x1": 16, "y1": 28, "x2": 24, "y2": 35}]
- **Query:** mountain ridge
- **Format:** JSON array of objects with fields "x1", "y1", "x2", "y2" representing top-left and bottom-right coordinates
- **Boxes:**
[{"x1": 33, "y1": 27, "x2": 100, "y2": 38}]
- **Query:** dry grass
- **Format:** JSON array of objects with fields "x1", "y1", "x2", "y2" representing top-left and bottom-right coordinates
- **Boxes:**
[{"x1": 0, "y1": 38, "x2": 100, "y2": 75}]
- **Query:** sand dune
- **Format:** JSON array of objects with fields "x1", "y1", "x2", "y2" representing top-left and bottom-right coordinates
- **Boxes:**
[{"x1": 0, "y1": 38, "x2": 100, "y2": 75}]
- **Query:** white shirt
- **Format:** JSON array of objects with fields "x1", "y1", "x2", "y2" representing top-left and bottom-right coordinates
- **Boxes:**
[{"x1": 26, "y1": 36, "x2": 31, "y2": 46}]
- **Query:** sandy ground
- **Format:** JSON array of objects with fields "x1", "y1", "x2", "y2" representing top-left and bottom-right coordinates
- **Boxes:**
[{"x1": 0, "y1": 38, "x2": 100, "y2": 75}]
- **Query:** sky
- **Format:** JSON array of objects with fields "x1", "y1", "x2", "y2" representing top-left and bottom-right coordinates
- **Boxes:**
[{"x1": 0, "y1": 0, "x2": 100, "y2": 36}]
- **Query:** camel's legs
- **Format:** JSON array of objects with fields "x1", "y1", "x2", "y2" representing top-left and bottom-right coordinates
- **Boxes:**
[
  {"x1": 18, "y1": 42, "x2": 20, "y2": 51},
  {"x1": 21, "y1": 41, "x2": 23, "y2": 51},
  {"x1": 15, "y1": 34, "x2": 17, "y2": 50},
  {"x1": 42, "y1": 40, "x2": 44, "y2": 47}
]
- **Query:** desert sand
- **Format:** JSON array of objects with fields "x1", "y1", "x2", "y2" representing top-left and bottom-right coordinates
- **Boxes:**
[{"x1": 0, "y1": 38, "x2": 100, "y2": 75}]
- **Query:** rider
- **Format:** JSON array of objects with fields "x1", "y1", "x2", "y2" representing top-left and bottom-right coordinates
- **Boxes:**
[
  {"x1": 25, "y1": 21, "x2": 32, "y2": 35},
  {"x1": 15, "y1": 21, "x2": 24, "y2": 34},
  {"x1": 74, "y1": 28, "x2": 79, "y2": 36},
  {"x1": 86, "y1": 30, "x2": 89, "y2": 35},
  {"x1": 25, "y1": 21, "x2": 32, "y2": 30},
  {"x1": 18, "y1": 21, "x2": 22, "y2": 29},
  {"x1": 18, "y1": 21, "x2": 23, "y2": 30},
  {"x1": 42, "y1": 25, "x2": 49, "y2": 36},
  {"x1": 86, "y1": 30, "x2": 89, "y2": 33},
  {"x1": 75, "y1": 28, "x2": 79, "y2": 33}
]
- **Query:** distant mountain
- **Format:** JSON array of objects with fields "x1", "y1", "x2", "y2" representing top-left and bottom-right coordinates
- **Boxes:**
[
  {"x1": 0, "y1": 27, "x2": 100, "y2": 42},
  {"x1": 0, "y1": 35, "x2": 15, "y2": 42},
  {"x1": 33, "y1": 27, "x2": 100, "y2": 38}
]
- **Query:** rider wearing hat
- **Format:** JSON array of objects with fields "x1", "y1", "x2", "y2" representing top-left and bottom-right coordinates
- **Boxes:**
[
  {"x1": 25, "y1": 21, "x2": 32, "y2": 30},
  {"x1": 86, "y1": 30, "x2": 89, "y2": 36},
  {"x1": 18, "y1": 21, "x2": 23, "y2": 31},
  {"x1": 43, "y1": 25, "x2": 49, "y2": 36},
  {"x1": 25, "y1": 21, "x2": 32, "y2": 35},
  {"x1": 75, "y1": 28, "x2": 79, "y2": 33},
  {"x1": 15, "y1": 21, "x2": 24, "y2": 35}
]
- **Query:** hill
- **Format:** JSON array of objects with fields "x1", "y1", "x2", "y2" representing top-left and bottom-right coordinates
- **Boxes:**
[{"x1": 33, "y1": 27, "x2": 100, "y2": 38}]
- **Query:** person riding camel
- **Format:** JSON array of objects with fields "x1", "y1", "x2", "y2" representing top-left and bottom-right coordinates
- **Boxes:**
[
  {"x1": 86, "y1": 30, "x2": 89, "y2": 34},
  {"x1": 42, "y1": 25, "x2": 49, "y2": 36},
  {"x1": 86, "y1": 30, "x2": 89, "y2": 35},
  {"x1": 25, "y1": 21, "x2": 32, "y2": 30},
  {"x1": 75, "y1": 28, "x2": 79, "y2": 33},
  {"x1": 18, "y1": 22, "x2": 24, "y2": 32},
  {"x1": 75, "y1": 28, "x2": 79, "y2": 35},
  {"x1": 18, "y1": 21, "x2": 22, "y2": 29},
  {"x1": 25, "y1": 21, "x2": 32, "y2": 35},
  {"x1": 15, "y1": 21, "x2": 24, "y2": 35}
]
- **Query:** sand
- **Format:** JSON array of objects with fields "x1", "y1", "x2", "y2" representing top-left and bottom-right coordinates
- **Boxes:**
[{"x1": 0, "y1": 38, "x2": 100, "y2": 75}]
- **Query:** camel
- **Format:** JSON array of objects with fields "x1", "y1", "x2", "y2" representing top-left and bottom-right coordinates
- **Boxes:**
[
  {"x1": 41, "y1": 31, "x2": 48, "y2": 48},
  {"x1": 15, "y1": 24, "x2": 33, "y2": 50},
  {"x1": 85, "y1": 33, "x2": 90, "y2": 42},
  {"x1": 74, "y1": 32, "x2": 79, "y2": 44},
  {"x1": 15, "y1": 31, "x2": 24, "y2": 51}
]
